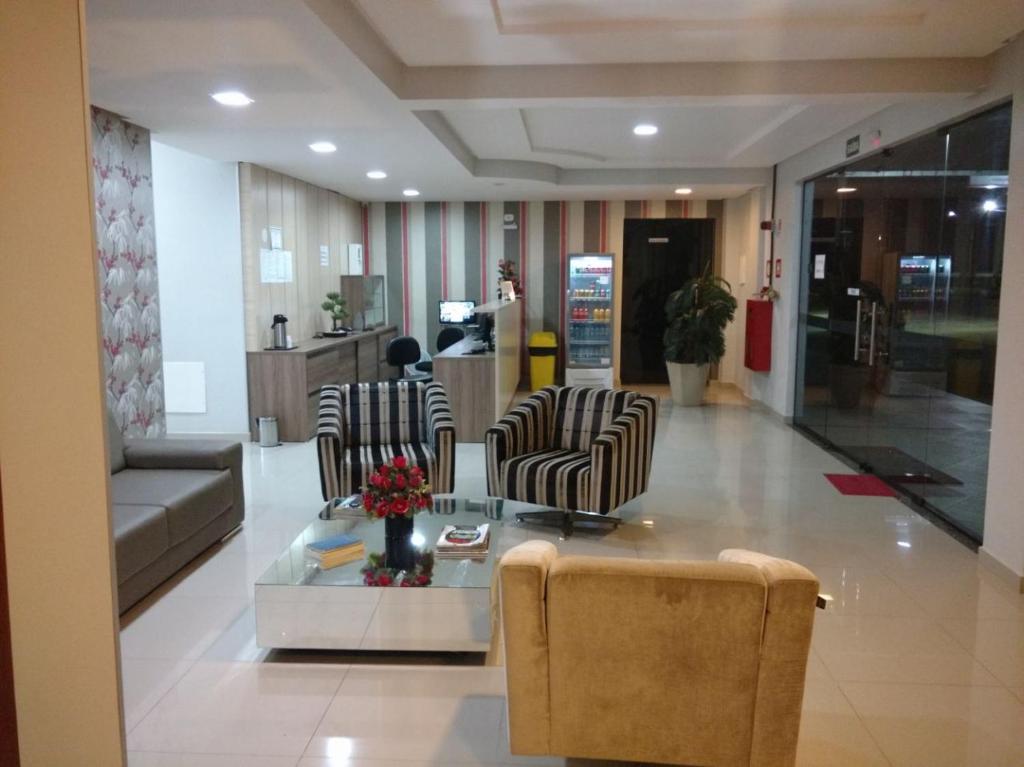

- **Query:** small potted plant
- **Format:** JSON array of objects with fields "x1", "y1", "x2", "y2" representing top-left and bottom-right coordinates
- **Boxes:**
[
  {"x1": 321, "y1": 292, "x2": 349, "y2": 332},
  {"x1": 361, "y1": 457, "x2": 432, "y2": 571},
  {"x1": 663, "y1": 266, "x2": 738, "y2": 406}
]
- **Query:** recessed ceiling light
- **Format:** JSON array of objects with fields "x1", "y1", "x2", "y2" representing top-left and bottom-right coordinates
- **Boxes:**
[
  {"x1": 402, "y1": 188, "x2": 420, "y2": 197},
  {"x1": 366, "y1": 170, "x2": 387, "y2": 179},
  {"x1": 947, "y1": 210, "x2": 957, "y2": 218},
  {"x1": 674, "y1": 187, "x2": 692, "y2": 195},
  {"x1": 982, "y1": 199, "x2": 998, "y2": 212},
  {"x1": 210, "y1": 90, "x2": 253, "y2": 107},
  {"x1": 633, "y1": 123, "x2": 658, "y2": 136},
  {"x1": 984, "y1": 184, "x2": 997, "y2": 190},
  {"x1": 309, "y1": 141, "x2": 337, "y2": 153},
  {"x1": 837, "y1": 187, "x2": 857, "y2": 193}
]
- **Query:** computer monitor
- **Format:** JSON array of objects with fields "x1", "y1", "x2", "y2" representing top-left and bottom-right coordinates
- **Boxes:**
[{"x1": 439, "y1": 300, "x2": 476, "y2": 325}]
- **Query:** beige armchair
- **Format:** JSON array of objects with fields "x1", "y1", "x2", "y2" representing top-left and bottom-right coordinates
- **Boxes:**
[{"x1": 498, "y1": 542, "x2": 819, "y2": 767}]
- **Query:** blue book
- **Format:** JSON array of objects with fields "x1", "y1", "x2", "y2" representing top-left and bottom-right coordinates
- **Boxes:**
[{"x1": 306, "y1": 534, "x2": 362, "y2": 554}]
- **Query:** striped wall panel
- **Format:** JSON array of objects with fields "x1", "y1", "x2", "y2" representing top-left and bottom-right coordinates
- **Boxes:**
[{"x1": 365, "y1": 200, "x2": 723, "y2": 369}]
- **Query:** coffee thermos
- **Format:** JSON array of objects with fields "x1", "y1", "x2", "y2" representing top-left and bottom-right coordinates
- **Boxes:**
[{"x1": 271, "y1": 314, "x2": 289, "y2": 349}]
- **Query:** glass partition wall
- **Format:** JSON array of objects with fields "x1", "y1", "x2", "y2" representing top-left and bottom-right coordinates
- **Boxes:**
[{"x1": 794, "y1": 103, "x2": 1012, "y2": 542}]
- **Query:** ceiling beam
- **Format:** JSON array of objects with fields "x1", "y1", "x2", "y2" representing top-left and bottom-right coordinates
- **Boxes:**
[
  {"x1": 304, "y1": 2, "x2": 993, "y2": 104},
  {"x1": 397, "y1": 58, "x2": 992, "y2": 103}
]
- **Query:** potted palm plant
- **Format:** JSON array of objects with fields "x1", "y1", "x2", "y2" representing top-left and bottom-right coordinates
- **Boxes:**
[{"x1": 663, "y1": 266, "x2": 738, "y2": 406}]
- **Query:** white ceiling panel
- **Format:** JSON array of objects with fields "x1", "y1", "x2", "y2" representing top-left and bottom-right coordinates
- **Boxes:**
[
  {"x1": 443, "y1": 102, "x2": 891, "y2": 169},
  {"x1": 355, "y1": 0, "x2": 1024, "y2": 65}
]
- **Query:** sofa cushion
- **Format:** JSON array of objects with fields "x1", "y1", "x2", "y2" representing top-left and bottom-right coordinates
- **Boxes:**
[
  {"x1": 112, "y1": 504, "x2": 169, "y2": 584},
  {"x1": 341, "y1": 442, "x2": 436, "y2": 494},
  {"x1": 107, "y1": 413, "x2": 126, "y2": 474},
  {"x1": 111, "y1": 469, "x2": 233, "y2": 546},
  {"x1": 501, "y1": 448, "x2": 591, "y2": 511},
  {"x1": 552, "y1": 388, "x2": 636, "y2": 453}
]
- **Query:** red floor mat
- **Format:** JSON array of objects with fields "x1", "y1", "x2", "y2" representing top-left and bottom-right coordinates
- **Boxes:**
[{"x1": 825, "y1": 473, "x2": 897, "y2": 497}]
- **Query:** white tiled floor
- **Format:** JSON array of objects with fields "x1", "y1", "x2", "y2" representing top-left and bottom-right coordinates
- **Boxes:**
[{"x1": 120, "y1": 384, "x2": 1024, "y2": 766}]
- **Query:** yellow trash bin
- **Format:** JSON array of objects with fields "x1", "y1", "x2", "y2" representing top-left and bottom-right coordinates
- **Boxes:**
[{"x1": 528, "y1": 331, "x2": 558, "y2": 390}]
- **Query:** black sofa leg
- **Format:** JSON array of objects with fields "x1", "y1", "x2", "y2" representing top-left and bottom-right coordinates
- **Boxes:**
[{"x1": 514, "y1": 509, "x2": 622, "y2": 537}]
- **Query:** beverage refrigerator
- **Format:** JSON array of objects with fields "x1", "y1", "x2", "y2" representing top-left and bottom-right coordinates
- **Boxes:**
[{"x1": 566, "y1": 253, "x2": 615, "y2": 387}]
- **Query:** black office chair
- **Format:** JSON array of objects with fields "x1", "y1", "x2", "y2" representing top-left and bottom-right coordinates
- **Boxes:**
[
  {"x1": 386, "y1": 336, "x2": 432, "y2": 383},
  {"x1": 437, "y1": 326, "x2": 465, "y2": 352},
  {"x1": 413, "y1": 327, "x2": 466, "y2": 376}
]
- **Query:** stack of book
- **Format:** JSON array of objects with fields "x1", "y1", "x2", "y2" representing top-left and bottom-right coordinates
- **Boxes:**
[
  {"x1": 435, "y1": 524, "x2": 490, "y2": 559},
  {"x1": 305, "y1": 533, "x2": 364, "y2": 569}
]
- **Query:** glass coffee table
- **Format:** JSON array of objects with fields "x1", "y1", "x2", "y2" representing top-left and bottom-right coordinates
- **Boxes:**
[{"x1": 255, "y1": 496, "x2": 540, "y2": 652}]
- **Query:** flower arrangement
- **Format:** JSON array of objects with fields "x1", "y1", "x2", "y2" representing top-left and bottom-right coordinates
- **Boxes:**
[
  {"x1": 360, "y1": 550, "x2": 435, "y2": 587},
  {"x1": 497, "y1": 259, "x2": 522, "y2": 297},
  {"x1": 361, "y1": 456, "x2": 432, "y2": 519}
]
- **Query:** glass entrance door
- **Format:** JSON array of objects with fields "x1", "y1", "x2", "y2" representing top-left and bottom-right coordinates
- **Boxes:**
[{"x1": 794, "y1": 103, "x2": 1012, "y2": 541}]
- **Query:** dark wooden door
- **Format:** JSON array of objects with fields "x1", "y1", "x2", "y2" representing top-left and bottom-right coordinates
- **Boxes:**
[{"x1": 620, "y1": 218, "x2": 714, "y2": 384}]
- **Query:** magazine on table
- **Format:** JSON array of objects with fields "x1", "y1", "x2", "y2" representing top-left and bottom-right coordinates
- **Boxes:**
[{"x1": 435, "y1": 524, "x2": 490, "y2": 558}]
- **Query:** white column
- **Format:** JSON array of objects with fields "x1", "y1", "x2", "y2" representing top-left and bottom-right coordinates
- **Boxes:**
[{"x1": 981, "y1": 51, "x2": 1024, "y2": 586}]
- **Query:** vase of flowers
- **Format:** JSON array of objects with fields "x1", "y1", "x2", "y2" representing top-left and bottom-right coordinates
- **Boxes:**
[
  {"x1": 361, "y1": 456, "x2": 432, "y2": 571},
  {"x1": 497, "y1": 259, "x2": 522, "y2": 299}
]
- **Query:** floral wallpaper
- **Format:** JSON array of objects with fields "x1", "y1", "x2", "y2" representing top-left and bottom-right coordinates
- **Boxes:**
[{"x1": 91, "y1": 107, "x2": 165, "y2": 437}]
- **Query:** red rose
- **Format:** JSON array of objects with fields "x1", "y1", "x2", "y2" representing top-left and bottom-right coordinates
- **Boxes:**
[
  {"x1": 392, "y1": 456, "x2": 407, "y2": 469},
  {"x1": 377, "y1": 573, "x2": 392, "y2": 586},
  {"x1": 376, "y1": 501, "x2": 390, "y2": 518},
  {"x1": 410, "y1": 466, "x2": 422, "y2": 477},
  {"x1": 400, "y1": 580, "x2": 411, "y2": 587},
  {"x1": 391, "y1": 498, "x2": 409, "y2": 516},
  {"x1": 379, "y1": 463, "x2": 390, "y2": 474},
  {"x1": 381, "y1": 477, "x2": 391, "y2": 490},
  {"x1": 395, "y1": 474, "x2": 407, "y2": 489},
  {"x1": 415, "y1": 574, "x2": 429, "y2": 585},
  {"x1": 416, "y1": 494, "x2": 430, "y2": 509},
  {"x1": 409, "y1": 474, "x2": 422, "y2": 487},
  {"x1": 369, "y1": 474, "x2": 382, "y2": 488},
  {"x1": 362, "y1": 493, "x2": 374, "y2": 508}
]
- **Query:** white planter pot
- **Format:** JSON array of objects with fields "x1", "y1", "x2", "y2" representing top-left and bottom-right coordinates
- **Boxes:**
[{"x1": 666, "y1": 362, "x2": 708, "y2": 406}]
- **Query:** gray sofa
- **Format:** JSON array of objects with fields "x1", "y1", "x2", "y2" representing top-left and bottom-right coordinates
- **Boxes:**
[{"x1": 108, "y1": 416, "x2": 245, "y2": 612}]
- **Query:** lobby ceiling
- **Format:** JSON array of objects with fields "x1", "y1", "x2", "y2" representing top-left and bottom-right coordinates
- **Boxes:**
[
  {"x1": 85, "y1": 0, "x2": 1023, "y2": 201},
  {"x1": 356, "y1": 0, "x2": 1023, "y2": 65}
]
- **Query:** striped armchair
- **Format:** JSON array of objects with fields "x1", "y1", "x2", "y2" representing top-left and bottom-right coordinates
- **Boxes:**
[
  {"x1": 316, "y1": 381, "x2": 455, "y2": 500},
  {"x1": 485, "y1": 386, "x2": 657, "y2": 533}
]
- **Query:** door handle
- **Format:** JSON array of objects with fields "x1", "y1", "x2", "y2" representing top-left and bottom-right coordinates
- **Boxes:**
[
  {"x1": 869, "y1": 301, "x2": 878, "y2": 366},
  {"x1": 854, "y1": 299, "x2": 862, "y2": 361}
]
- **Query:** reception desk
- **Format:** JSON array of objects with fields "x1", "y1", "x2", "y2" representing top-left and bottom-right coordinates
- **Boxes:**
[{"x1": 433, "y1": 299, "x2": 521, "y2": 442}]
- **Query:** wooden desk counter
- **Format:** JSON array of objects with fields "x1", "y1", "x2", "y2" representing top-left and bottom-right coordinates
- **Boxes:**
[
  {"x1": 434, "y1": 299, "x2": 521, "y2": 442},
  {"x1": 246, "y1": 325, "x2": 398, "y2": 442}
]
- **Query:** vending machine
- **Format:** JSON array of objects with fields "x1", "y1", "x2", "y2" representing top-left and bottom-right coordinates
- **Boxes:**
[{"x1": 566, "y1": 253, "x2": 615, "y2": 387}]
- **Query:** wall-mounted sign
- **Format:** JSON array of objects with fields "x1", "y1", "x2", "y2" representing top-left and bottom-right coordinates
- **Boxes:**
[
  {"x1": 348, "y1": 243, "x2": 363, "y2": 275},
  {"x1": 319, "y1": 244, "x2": 330, "y2": 268},
  {"x1": 260, "y1": 248, "x2": 293, "y2": 283},
  {"x1": 845, "y1": 135, "x2": 861, "y2": 158},
  {"x1": 269, "y1": 226, "x2": 283, "y2": 250},
  {"x1": 814, "y1": 254, "x2": 826, "y2": 279},
  {"x1": 847, "y1": 287, "x2": 861, "y2": 297}
]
